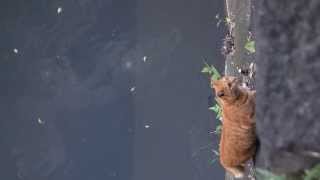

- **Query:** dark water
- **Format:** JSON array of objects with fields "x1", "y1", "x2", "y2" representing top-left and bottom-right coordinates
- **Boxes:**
[{"x1": 0, "y1": 0, "x2": 225, "y2": 180}]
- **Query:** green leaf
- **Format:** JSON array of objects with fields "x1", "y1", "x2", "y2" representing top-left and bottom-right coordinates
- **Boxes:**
[
  {"x1": 211, "y1": 74, "x2": 219, "y2": 81},
  {"x1": 225, "y1": 17, "x2": 231, "y2": 24},
  {"x1": 201, "y1": 63, "x2": 221, "y2": 85},
  {"x1": 304, "y1": 164, "x2": 320, "y2": 180},
  {"x1": 216, "y1": 108, "x2": 222, "y2": 119},
  {"x1": 210, "y1": 65, "x2": 221, "y2": 80},
  {"x1": 209, "y1": 158, "x2": 218, "y2": 165},
  {"x1": 201, "y1": 66, "x2": 211, "y2": 73},
  {"x1": 214, "y1": 101, "x2": 222, "y2": 118},
  {"x1": 245, "y1": 40, "x2": 255, "y2": 53},
  {"x1": 209, "y1": 104, "x2": 222, "y2": 119},
  {"x1": 208, "y1": 106, "x2": 216, "y2": 112},
  {"x1": 214, "y1": 125, "x2": 222, "y2": 135},
  {"x1": 255, "y1": 169, "x2": 286, "y2": 180}
]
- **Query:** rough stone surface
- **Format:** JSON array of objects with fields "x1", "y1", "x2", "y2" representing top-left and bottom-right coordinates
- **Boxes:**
[{"x1": 255, "y1": 0, "x2": 320, "y2": 174}]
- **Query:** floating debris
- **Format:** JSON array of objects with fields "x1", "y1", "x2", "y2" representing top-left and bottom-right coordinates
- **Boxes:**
[
  {"x1": 57, "y1": 7, "x2": 62, "y2": 14},
  {"x1": 13, "y1": 48, "x2": 18, "y2": 54},
  {"x1": 143, "y1": 56, "x2": 147, "y2": 62},
  {"x1": 37, "y1": 118, "x2": 45, "y2": 124},
  {"x1": 144, "y1": 125, "x2": 150, "y2": 129},
  {"x1": 130, "y1": 87, "x2": 136, "y2": 92}
]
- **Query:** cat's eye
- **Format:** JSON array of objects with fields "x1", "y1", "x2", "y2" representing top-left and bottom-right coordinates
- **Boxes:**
[{"x1": 217, "y1": 91, "x2": 225, "y2": 97}]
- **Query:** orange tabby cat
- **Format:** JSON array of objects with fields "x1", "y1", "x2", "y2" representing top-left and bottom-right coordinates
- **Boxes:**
[{"x1": 211, "y1": 76, "x2": 256, "y2": 178}]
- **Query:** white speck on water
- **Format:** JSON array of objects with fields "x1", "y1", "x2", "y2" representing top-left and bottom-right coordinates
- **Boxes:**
[
  {"x1": 81, "y1": 138, "x2": 87, "y2": 143},
  {"x1": 143, "y1": 56, "x2": 147, "y2": 62},
  {"x1": 57, "y1": 7, "x2": 62, "y2": 14},
  {"x1": 144, "y1": 125, "x2": 150, "y2": 129},
  {"x1": 13, "y1": 48, "x2": 18, "y2": 54},
  {"x1": 37, "y1": 118, "x2": 45, "y2": 124},
  {"x1": 238, "y1": 68, "x2": 242, "y2": 73},
  {"x1": 216, "y1": 19, "x2": 222, "y2": 27},
  {"x1": 130, "y1": 87, "x2": 136, "y2": 92},
  {"x1": 125, "y1": 61, "x2": 132, "y2": 69},
  {"x1": 215, "y1": 14, "x2": 219, "y2": 19}
]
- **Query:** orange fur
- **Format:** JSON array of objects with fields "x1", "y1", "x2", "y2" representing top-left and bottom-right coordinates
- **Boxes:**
[{"x1": 211, "y1": 76, "x2": 256, "y2": 178}]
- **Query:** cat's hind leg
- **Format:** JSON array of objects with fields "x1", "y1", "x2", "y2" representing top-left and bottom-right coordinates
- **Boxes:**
[{"x1": 225, "y1": 166, "x2": 245, "y2": 179}]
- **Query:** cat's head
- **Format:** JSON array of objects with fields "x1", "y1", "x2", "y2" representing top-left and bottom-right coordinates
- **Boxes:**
[{"x1": 211, "y1": 76, "x2": 241, "y2": 103}]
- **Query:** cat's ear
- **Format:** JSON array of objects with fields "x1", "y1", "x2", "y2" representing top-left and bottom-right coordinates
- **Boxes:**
[{"x1": 227, "y1": 81, "x2": 232, "y2": 88}]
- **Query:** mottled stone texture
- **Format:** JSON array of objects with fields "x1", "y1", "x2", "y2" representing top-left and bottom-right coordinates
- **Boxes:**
[{"x1": 255, "y1": 0, "x2": 320, "y2": 174}]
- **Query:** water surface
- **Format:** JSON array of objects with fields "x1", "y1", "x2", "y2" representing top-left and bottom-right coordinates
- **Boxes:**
[{"x1": 0, "y1": 0, "x2": 225, "y2": 179}]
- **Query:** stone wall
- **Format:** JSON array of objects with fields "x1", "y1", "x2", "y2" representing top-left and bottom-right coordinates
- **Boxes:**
[{"x1": 255, "y1": 0, "x2": 320, "y2": 174}]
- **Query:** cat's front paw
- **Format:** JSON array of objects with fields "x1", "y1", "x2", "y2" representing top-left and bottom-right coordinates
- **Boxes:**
[{"x1": 234, "y1": 172, "x2": 244, "y2": 179}]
